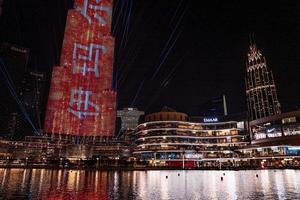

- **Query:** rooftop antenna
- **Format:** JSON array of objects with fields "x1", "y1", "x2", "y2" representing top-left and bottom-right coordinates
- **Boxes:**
[
  {"x1": 223, "y1": 94, "x2": 228, "y2": 116},
  {"x1": 249, "y1": 34, "x2": 253, "y2": 46},
  {"x1": 251, "y1": 33, "x2": 256, "y2": 45}
]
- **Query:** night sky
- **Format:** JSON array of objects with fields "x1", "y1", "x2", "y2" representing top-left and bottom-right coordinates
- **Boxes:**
[{"x1": 1, "y1": 0, "x2": 300, "y2": 117}]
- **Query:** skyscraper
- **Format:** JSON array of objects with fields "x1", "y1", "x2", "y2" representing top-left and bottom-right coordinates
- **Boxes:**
[
  {"x1": 245, "y1": 39, "x2": 281, "y2": 120},
  {"x1": 0, "y1": 43, "x2": 32, "y2": 138},
  {"x1": 22, "y1": 71, "x2": 46, "y2": 132},
  {"x1": 44, "y1": 0, "x2": 116, "y2": 139},
  {"x1": 199, "y1": 95, "x2": 228, "y2": 117},
  {"x1": 117, "y1": 108, "x2": 144, "y2": 131}
]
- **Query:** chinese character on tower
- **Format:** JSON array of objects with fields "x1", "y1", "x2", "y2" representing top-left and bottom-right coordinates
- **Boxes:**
[{"x1": 44, "y1": 0, "x2": 116, "y2": 137}]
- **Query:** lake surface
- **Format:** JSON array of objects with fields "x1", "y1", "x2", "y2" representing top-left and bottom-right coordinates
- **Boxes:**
[{"x1": 0, "y1": 168, "x2": 300, "y2": 200}]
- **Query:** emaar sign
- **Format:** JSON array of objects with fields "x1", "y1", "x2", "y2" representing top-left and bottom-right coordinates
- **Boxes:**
[{"x1": 203, "y1": 117, "x2": 218, "y2": 123}]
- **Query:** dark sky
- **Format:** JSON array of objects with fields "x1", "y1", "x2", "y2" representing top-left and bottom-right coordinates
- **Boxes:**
[{"x1": 1, "y1": 0, "x2": 300, "y2": 117}]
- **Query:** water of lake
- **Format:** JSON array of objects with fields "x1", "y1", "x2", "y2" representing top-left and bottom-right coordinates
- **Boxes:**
[{"x1": 0, "y1": 168, "x2": 300, "y2": 199}]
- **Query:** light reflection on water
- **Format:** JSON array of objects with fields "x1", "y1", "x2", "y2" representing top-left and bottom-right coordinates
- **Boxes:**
[{"x1": 0, "y1": 169, "x2": 300, "y2": 200}]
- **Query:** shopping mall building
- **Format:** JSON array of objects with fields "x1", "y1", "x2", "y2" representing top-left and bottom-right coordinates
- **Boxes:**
[
  {"x1": 239, "y1": 110, "x2": 300, "y2": 168},
  {"x1": 133, "y1": 108, "x2": 249, "y2": 168}
]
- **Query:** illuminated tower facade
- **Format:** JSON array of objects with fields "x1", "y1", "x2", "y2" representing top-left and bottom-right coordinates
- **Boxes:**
[
  {"x1": 44, "y1": 0, "x2": 116, "y2": 138},
  {"x1": 245, "y1": 40, "x2": 281, "y2": 120}
]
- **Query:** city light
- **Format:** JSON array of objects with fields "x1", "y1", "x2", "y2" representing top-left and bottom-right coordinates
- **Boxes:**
[{"x1": 0, "y1": 0, "x2": 300, "y2": 199}]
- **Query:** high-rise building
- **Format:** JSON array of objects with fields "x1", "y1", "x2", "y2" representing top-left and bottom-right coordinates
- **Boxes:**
[
  {"x1": 0, "y1": 43, "x2": 29, "y2": 95},
  {"x1": 245, "y1": 40, "x2": 281, "y2": 120},
  {"x1": 116, "y1": 108, "x2": 144, "y2": 142},
  {"x1": 0, "y1": 43, "x2": 32, "y2": 138},
  {"x1": 117, "y1": 108, "x2": 144, "y2": 131},
  {"x1": 0, "y1": 0, "x2": 3, "y2": 17},
  {"x1": 199, "y1": 95, "x2": 228, "y2": 117},
  {"x1": 44, "y1": 0, "x2": 116, "y2": 139},
  {"x1": 21, "y1": 71, "x2": 46, "y2": 132}
]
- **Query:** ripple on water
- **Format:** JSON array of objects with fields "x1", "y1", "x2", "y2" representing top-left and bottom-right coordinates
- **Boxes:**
[{"x1": 0, "y1": 169, "x2": 300, "y2": 200}]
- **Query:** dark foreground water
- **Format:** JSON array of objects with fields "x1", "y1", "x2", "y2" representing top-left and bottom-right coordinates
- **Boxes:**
[{"x1": 0, "y1": 169, "x2": 300, "y2": 200}]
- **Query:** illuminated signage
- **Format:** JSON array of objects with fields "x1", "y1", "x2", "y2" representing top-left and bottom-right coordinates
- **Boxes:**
[
  {"x1": 237, "y1": 121, "x2": 245, "y2": 129},
  {"x1": 203, "y1": 117, "x2": 218, "y2": 123},
  {"x1": 287, "y1": 147, "x2": 300, "y2": 151},
  {"x1": 10, "y1": 46, "x2": 29, "y2": 53},
  {"x1": 267, "y1": 128, "x2": 275, "y2": 133}
]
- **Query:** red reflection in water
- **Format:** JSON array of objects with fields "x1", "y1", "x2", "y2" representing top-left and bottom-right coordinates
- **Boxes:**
[
  {"x1": 0, "y1": 169, "x2": 112, "y2": 200},
  {"x1": 42, "y1": 170, "x2": 110, "y2": 200},
  {"x1": 1, "y1": 169, "x2": 300, "y2": 199},
  {"x1": 44, "y1": 192, "x2": 108, "y2": 200}
]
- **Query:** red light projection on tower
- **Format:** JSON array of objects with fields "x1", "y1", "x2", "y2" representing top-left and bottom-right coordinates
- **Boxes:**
[{"x1": 44, "y1": 0, "x2": 116, "y2": 136}]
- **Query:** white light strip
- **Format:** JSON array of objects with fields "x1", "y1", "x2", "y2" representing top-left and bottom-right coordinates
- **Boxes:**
[
  {"x1": 133, "y1": 150, "x2": 236, "y2": 154},
  {"x1": 137, "y1": 142, "x2": 249, "y2": 147},
  {"x1": 137, "y1": 120, "x2": 239, "y2": 128},
  {"x1": 131, "y1": 155, "x2": 300, "y2": 161},
  {"x1": 240, "y1": 145, "x2": 299, "y2": 151},
  {"x1": 136, "y1": 135, "x2": 245, "y2": 141},
  {"x1": 135, "y1": 127, "x2": 242, "y2": 135}
]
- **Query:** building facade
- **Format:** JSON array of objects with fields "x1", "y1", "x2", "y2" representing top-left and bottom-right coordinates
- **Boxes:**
[
  {"x1": 237, "y1": 110, "x2": 300, "y2": 168},
  {"x1": 133, "y1": 109, "x2": 248, "y2": 168},
  {"x1": 0, "y1": 136, "x2": 130, "y2": 168},
  {"x1": 245, "y1": 41, "x2": 281, "y2": 120},
  {"x1": 0, "y1": 43, "x2": 33, "y2": 139},
  {"x1": 145, "y1": 107, "x2": 188, "y2": 122},
  {"x1": 117, "y1": 108, "x2": 144, "y2": 142},
  {"x1": 117, "y1": 108, "x2": 144, "y2": 131},
  {"x1": 249, "y1": 110, "x2": 300, "y2": 142},
  {"x1": 44, "y1": 0, "x2": 116, "y2": 139}
]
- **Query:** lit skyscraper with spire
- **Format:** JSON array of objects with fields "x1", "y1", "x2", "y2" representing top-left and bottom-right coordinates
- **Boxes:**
[{"x1": 245, "y1": 37, "x2": 281, "y2": 120}]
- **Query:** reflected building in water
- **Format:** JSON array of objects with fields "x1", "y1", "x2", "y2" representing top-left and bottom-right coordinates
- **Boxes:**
[{"x1": 1, "y1": 168, "x2": 300, "y2": 200}]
